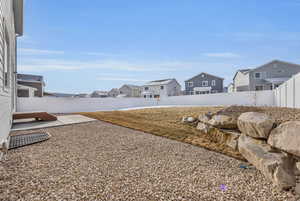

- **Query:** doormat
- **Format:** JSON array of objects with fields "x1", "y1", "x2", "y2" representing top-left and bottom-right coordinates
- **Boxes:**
[{"x1": 9, "y1": 132, "x2": 50, "y2": 150}]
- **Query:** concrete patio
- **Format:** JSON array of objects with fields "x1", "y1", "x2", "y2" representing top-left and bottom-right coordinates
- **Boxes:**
[{"x1": 12, "y1": 114, "x2": 96, "y2": 131}]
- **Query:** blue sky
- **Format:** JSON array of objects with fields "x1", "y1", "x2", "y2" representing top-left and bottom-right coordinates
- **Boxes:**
[{"x1": 18, "y1": 0, "x2": 300, "y2": 93}]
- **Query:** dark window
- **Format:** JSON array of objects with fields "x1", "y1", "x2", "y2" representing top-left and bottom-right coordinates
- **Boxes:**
[
  {"x1": 144, "y1": 95, "x2": 146, "y2": 98},
  {"x1": 150, "y1": 95, "x2": 152, "y2": 98},
  {"x1": 154, "y1": 95, "x2": 160, "y2": 98},
  {"x1": 255, "y1": 86, "x2": 263, "y2": 91},
  {"x1": 160, "y1": 86, "x2": 164, "y2": 90},
  {"x1": 254, "y1": 72, "x2": 261, "y2": 79},
  {"x1": 145, "y1": 87, "x2": 149, "y2": 90}
]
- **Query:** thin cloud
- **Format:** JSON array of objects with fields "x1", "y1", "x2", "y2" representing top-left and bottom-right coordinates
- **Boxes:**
[
  {"x1": 19, "y1": 58, "x2": 181, "y2": 72},
  {"x1": 203, "y1": 52, "x2": 241, "y2": 58},
  {"x1": 19, "y1": 48, "x2": 65, "y2": 55},
  {"x1": 84, "y1": 52, "x2": 123, "y2": 57},
  {"x1": 97, "y1": 77, "x2": 150, "y2": 82}
]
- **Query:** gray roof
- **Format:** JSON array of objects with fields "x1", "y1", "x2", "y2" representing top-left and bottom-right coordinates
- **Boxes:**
[
  {"x1": 144, "y1": 79, "x2": 175, "y2": 86},
  {"x1": 185, "y1": 72, "x2": 224, "y2": 82},
  {"x1": 121, "y1": 84, "x2": 141, "y2": 89}
]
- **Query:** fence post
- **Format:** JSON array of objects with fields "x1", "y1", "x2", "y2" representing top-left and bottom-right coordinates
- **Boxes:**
[{"x1": 293, "y1": 77, "x2": 296, "y2": 108}]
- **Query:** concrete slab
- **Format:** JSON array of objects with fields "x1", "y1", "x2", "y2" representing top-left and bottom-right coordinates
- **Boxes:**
[{"x1": 12, "y1": 115, "x2": 96, "y2": 131}]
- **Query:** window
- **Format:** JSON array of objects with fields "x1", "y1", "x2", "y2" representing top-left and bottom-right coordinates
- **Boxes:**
[
  {"x1": 144, "y1": 95, "x2": 146, "y2": 98},
  {"x1": 201, "y1": 74, "x2": 206, "y2": 78},
  {"x1": 211, "y1": 80, "x2": 216, "y2": 86},
  {"x1": 187, "y1": 82, "x2": 193, "y2": 87},
  {"x1": 255, "y1": 86, "x2": 263, "y2": 91},
  {"x1": 160, "y1": 86, "x2": 164, "y2": 90},
  {"x1": 149, "y1": 95, "x2": 152, "y2": 98},
  {"x1": 202, "y1": 81, "x2": 208, "y2": 87},
  {"x1": 154, "y1": 95, "x2": 160, "y2": 98},
  {"x1": 254, "y1": 72, "x2": 261, "y2": 79},
  {"x1": 145, "y1": 87, "x2": 149, "y2": 91}
]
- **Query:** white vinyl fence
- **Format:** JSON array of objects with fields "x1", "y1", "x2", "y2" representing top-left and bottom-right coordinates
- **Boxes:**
[
  {"x1": 274, "y1": 73, "x2": 300, "y2": 108},
  {"x1": 17, "y1": 90, "x2": 275, "y2": 113}
]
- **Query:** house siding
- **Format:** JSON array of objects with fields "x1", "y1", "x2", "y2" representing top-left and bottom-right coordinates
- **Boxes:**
[
  {"x1": 234, "y1": 71, "x2": 250, "y2": 92},
  {"x1": 142, "y1": 80, "x2": 181, "y2": 98},
  {"x1": 249, "y1": 61, "x2": 300, "y2": 91},
  {"x1": 0, "y1": 0, "x2": 17, "y2": 156},
  {"x1": 185, "y1": 73, "x2": 223, "y2": 94}
]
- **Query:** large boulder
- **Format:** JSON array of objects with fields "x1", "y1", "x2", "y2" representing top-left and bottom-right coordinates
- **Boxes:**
[
  {"x1": 196, "y1": 122, "x2": 213, "y2": 134},
  {"x1": 237, "y1": 112, "x2": 274, "y2": 139},
  {"x1": 208, "y1": 114, "x2": 237, "y2": 129},
  {"x1": 268, "y1": 121, "x2": 300, "y2": 157},
  {"x1": 238, "y1": 134, "x2": 295, "y2": 190}
]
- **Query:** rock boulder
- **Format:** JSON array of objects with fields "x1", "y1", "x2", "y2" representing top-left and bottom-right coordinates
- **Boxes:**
[
  {"x1": 208, "y1": 114, "x2": 237, "y2": 129},
  {"x1": 196, "y1": 122, "x2": 213, "y2": 134},
  {"x1": 182, "y1": 116, "x2": 197, "y2": 123},
  {"x1": 198, "y1": 113, "x2": 213, "y2": 124},
  {"x1": 268, "y1": 121, "x2": 300, "y2": 158},
  {"x1": 237, "y1": 112, "x2": 274, "y2": 139},
  {"x1": 238, "y1": 134, "x2": 295, "y2": 190}
]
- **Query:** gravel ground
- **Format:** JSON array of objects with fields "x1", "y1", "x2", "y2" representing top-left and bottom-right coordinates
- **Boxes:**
[{"x1": 0, "y1": 121, "x2": 298, "y2": 201}]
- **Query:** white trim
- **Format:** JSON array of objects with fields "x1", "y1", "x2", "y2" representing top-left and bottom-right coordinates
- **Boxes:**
[
  {"x1": 187, "y1": 82, "x2": 193, "y2": 87},
  {"x1": 212, "y1": 80, "x2": 216, "y2": 86},
  {"x1": 202, "y1": 81, "x2": 208, "y2": 87}
]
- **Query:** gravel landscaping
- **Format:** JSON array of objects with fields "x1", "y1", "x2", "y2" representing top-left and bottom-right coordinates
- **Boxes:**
[{"x1": 0, "y1": 121, "x2": 298, "y2": 201}]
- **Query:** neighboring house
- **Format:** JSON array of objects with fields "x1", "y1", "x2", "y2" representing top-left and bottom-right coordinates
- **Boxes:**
[
  {"x1": 185, "y1": 72, "x2": 224, "y2": 95},
  {"x1": 233, "y1": 60, "x2": 300, "y2": 91},
  {"x1": 227, "y1": 83, "x2": 234, "y2": 93},
  {"x1": 74, "y1": 93, "x2": 89, "y2": 98},
  {"x1": 17, "y1": 73, "x2": 45, "y2": 97},
  {"x1": 142, "y1": 79, "x2": 181, "y2": 98},
  {"x1": 44, "y1": 92, "x2": 76, "y2": 98},
  {"x1": 0, "y1": 0, "x2": 23, "y2": 159},
  {"x1": 119, "y1": 84, "x2": 142, "y2": 97},
  {"x1": 17, "y1": 84, "x2": 37, "y2": 97},
  {"x1": 90, "y1": 91, "x2": 108, "y2": 98},
  {"x1": 108, "y1": 88, "x2": 120, "y2": 97}
]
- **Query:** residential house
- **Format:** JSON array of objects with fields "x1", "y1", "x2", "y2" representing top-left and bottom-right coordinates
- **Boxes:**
[
  {"x1": 17, "y1": 84, "x2": 37, "y2": 97},
  {"x1": 233, "y1": 60, "x2": 300, "y2": 91},
  {"x1": 0, "y1": 0, "x2": 23, "y2": 158},
  {"x1": 185, "y1": 72, "x2": 224, "y2": 95},
  {"x1": 119, "y1": 84, "x2": 142, "y2": 97},
  {"x1": 17, "y1": 73, "x2": 45, "y2": 97},
  {"x1": 44, "y1": 92, "x2": 76, "y2": 98},
  {"x1": 142, "y1": 79, "x2": 181, "y2": 98},
  {"x1": 108, "y1": 88, "x2": 120, "y2": 97},
  {"x1": 90, "y1": 90, "x2": 108, "y2": 98},
  {"x1": 227, "y1": 83, "x2": 234, "y2": 93}
]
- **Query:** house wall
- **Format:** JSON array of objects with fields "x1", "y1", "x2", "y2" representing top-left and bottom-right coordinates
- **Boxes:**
[
  {"x1": 166, "y1": 80, "x2": 181, "y2": 96},
  {"x1": 185, "y1": 73, "x2": 223, "y2": 94},
  {"x1": 142, "y1": 85, "x2": 168, "y2": 97},
  {"x1": 0, "y1": 0, "x2": 17, "y2": 155},
  {"x1": 249, "y1": 61, "x2": 300, "y2": 91},
  {"x1": 17, "y1": 90, "x2": 275, "y2": 113},
  {"x1": 17, "y1": 81, "x2": 43, "y2": 97},
  {"x1": 234, "y1": 71, "x2": 250, "y2": 91}
]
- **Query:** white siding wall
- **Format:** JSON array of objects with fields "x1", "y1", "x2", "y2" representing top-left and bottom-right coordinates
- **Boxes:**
[
  {"x1": 0, "y1": 0, "x2": 17, "y2": 153},
  {"x1": 234, "y1": 72, "x2": 250, "y2": 91},
  {"x1": 166, "y1": 80, "x2": 181, "y2": 96}
]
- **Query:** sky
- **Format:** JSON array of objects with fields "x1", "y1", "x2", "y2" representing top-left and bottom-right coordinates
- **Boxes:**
[{"x1": 18, "y1": 0, "x2": 300, "y2": 94}]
